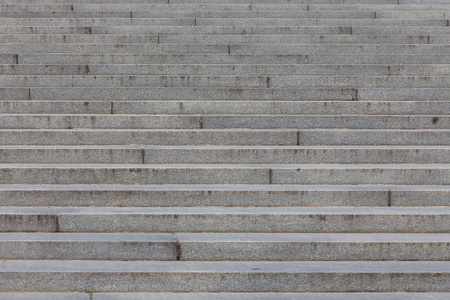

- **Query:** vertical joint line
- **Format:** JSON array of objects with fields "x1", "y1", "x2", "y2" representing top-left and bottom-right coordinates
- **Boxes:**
[
  {"x1": 387, "y1": 65, "x2": 391, "y2": 76},
  {"x1": 227, "y1": 45, "x2": 231, "y2": 54},
  {"x1": 447, "y1": 20, "x2": 449, "y2": 27},
  {"x1": 55, "y1": 207, "x2": 60, "y2": 232},
  {"x1": 110, "y1": 102, "x2": 114, "y2": 114},
  {"x1": 388, "y1": 189, "x2": 392, "y2": 207},
  {"x1": 71, "y1": 4, "x2": 73, "y2": 11},
  {"x1": 355, "y1": 89, "x2": 358, "y2": 101},
  {"x1": 168, "y1": 0, "x2": 170, "y2": 4},
  {"x1": 305, "y1": 55, "x2": 308, "y2": 64},
  {"x1": 296, "y1": 131, "x2": 300, "y2": 145},
  {"x1": 307, "y1": 4, "x2": 309, "y2": 11},
  {"x1": 158, "y1": 34, "x2": 160, "y2": 44},
  {"x1": 15, "y1": 54, "x2": 19, "y2": 64},
  {"x1": 86, "y1": 65, "x2": 90, "y2": 74},
  {"x1": 199, "y1": 116, "x2": 204, "y2": 129},
  {"x1": 428, "y1": 36, "x2": 430, "y2": 44},
  {"x1": 173, "y1": 233, "x2": 182, "y2": 260},
  {"x1": 130, "y1": 11, "x2": 133, "y2": 18},
  {"x1": 374, "y1": 11, "x2": 376, "y2": 19},
  {"x1": 266, "y1": 76, "x2": 271, "y2": 88},
  {"x1": 194, "y1": 18, "x2": 197, "y2": 26},
  {"x1": 28, "y1": 87, "x2": 31, "y2": 100},
  {"x1": 350, "y1": 27, "x2": 353, "y2": 35},
  {"x1": 89, "y1": 27, "x2": 92, "y2": 34},
  {"x1": 141, "y1": 147, "x2": 145, "y2": 164},
  {"x1": 268, "y1": 169, "x2": 273, "y2": 184}
]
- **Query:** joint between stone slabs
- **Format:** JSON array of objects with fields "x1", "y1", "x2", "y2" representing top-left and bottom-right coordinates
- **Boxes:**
[
  {"x1": 130, "y1": 11, "x2": 133, "y2": 18},
  {"x1": 28, "y1": 87, "x2": 31, "y2": 100},
  {"x1": 15, "y1": 54, "x2": 18, "y2": 64},
  {"x1": 428, "y1": 36, "x2": 430, "y2": 44},
  {"x1": 296, "y1": 131, "x2": 300, "y2": 145},
  {"x1": 227, "y1": 45, "x2": 231, "y2": 54},
  {"x1": 110, "y1": 102, "x2": 114, "y2": 115},
  {"x1": 173, "y1": 233, "x2": 182, "y2": 261},
  {"x1": 140, "y1": 146, "x2": 145, "y2": 164},
  {"x1": 388, "y1": 189, "x2": 392, "y2": 207},
  {"x1": 200, "y1": 116, "x2": 204, "y2": 129},
  {"x1": 158, "y1": 34, "x2": 160, "y2": 44},
  {"x1": 387, "y1": 66, "x2": 391, "y2": 76},
  {"x1": 55, "y1": 207, "x2": 61, "y2": 232},
  {"x1": 374, "y1": 12, "x2": 376, "y2": 19},
  {"x1": 194, "y1": 18, "x2": 197, "y2": 26},
  {"x1": 266, "y1": 76, "x2": 271, "y2": 88},
  {"x1": 269, "y1": 168, "x2": 273, "y2": 184}
]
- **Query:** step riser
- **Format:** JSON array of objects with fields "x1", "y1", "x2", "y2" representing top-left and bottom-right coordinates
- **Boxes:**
[
  {"x1": 0, "y1": 167, "x2": 449, "y2": 185},
  {"x1": 2, "y1": 148, "x2": 449, "y2": 164},
  {"x1": 1, "y1": 270, "x2": 449, "y2": 292},
  {"x1": 1, "y1": 76, "x2": 449, "y2": 88},
  {"x1": 0, "y1": 239, "x2": 449, "y2": 261},
  {"x1": 2, "y1": 65, "x2": 450, "y2": 76},
  {"x1": 0, "y1": 115, "x2": 449, "y2": 129},
  {"x1": 2, "y1": 212, "x2": 450, "y2": 233},
  {"x1": 2, "y1": 101, "x2": 450, "y2": 115}
]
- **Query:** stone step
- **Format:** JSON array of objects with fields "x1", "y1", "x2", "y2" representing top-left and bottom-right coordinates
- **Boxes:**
[
  {"x1": 0, "y1": 11, "x2": 378, "y2": 19},
  {"x1": 1, "y1": 100, "x2": 450, "y2": 115},
  {"x1": 2, "y1": 145, "x2": 450, "y2": 164},
  {"x1": 0, "y1": 128, "x2": 448, "y2": 146},
  {"x1": 0, "y1": 293, "x2": 445, "y2": 300},
  {"x1": 0, "y1": 18, "x2": 445, "y2": 27},
  {"x1": 2, "y1": 87, "x2": 449, "y2": 101},
  {"x1": 3, "y1": 34, "x2": 446, "y2": 45},
  {"x1": 309, "y1": 4, "x2": 450, "y2": 11},
  {"x1": 196, "y1": 18, "x2": 448, "y2": 27},
  {"x1": 178, "y1": 233, "x2": 450, "y2": 261},
  {"x1": 0, "y1": 0, "x2": 445, "y2": 4},
  {"x1": 0, "y1": 34, "x2": 159, "y2": 44},
  {"x1": 2, "y1": 206, "x2": 450, "y2": 233},
  {"x1": 0, "y1": 114, "x2": 449, "y2": 129},
  {"x1": 0, "y1": 163, "x2": 449, "y2": 185},
  {"x1": 0, "y1": 184, "x2": 392, "y2": 207},
  {"x1": 2, "y1": 25, "x2": 450, "y2": 36},
  {"x1": 0, "y1": 233, "x2": 177, "y2": 260},
  {"x1": 15, "y1": 53, "x2": 449, "y2": 65},
  {"x1": 160, "y1": 35, "x2": 442, "y2": 45},
  {"x1": 1, "y1": 75, "x2": 449, "y2": 88},
  {"x1": 231, "y1": 44, "x2": 450, "y2": 55},
  {"x1": 2, "y1": 44, "x2": 449, "y2": 55},
  {"x1": 17, "y1": 54, "x2": 308, "y2": 64},
  {"x1": 0, "y1": 232, "x2": 450, "y2": 261},
  {"x1": 2, "y1": 64, "x2": 449, "y2": 76},
  {"x1": 1, "y1": 87, "x2": 359, "y2": 101},
  {"x1": 1, "y1": 184, "x2": 449, "y2": 207},
  {"x1": 1, "y1": 260, "x2": 450, "y2": 292}
]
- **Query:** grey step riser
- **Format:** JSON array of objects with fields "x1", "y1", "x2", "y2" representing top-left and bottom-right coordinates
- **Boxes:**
[
  {"x1": 0, "y1": 11, "x2": 380, "y2": 18},
  {"x1": 1, "y1": 166, "x2": 450, "y2": 185},
  {"x1": 0, "y1": 18, "x2": 445, "y2": 27},
  {"x1": 0, "y1": 34, "x2": 158, "y2": 44},
  {"x1": 1, "y1": 0, "x2": 448, "y2": 4},
  {"x1": 3, "y1": 4, "x2": 450, "y2": 12},
  {"x1": 3, "y1": 210, "x2": 450, "y2": 233},
  {"x1": 3, "y1": 26, "x2": 450, "y2": 36},
  {"x1": 231, "y1": 45, "x2": 450, "y2": 55},
  {"x1": 2, "y1": 87, "x2": 450, "y2": 101},
  {"x1": 1, "y1": 238, "x2": 450, "y2": 261},
  {"x1": 2, "y1": 65, "x2": 450, "y2": 76},
  {"x1": 160, "y1": 35, "x2": 447, "y2": 45},
  {"x1": 1, "y1": 75, "x2": 449, "y2": 88},
  {"x1": 4, "y1": 35, "x2": 448, "y2": 45},
  {"x1": 0, "y1": 87, "x2": 359, "y2": 101},
  {"x1": 2, "y1": 187, "x2": 450, "y2": 207},
  {"x1": 2, "y1": 44, "x2": 449, "y2": 54},
  {"x1": 2, "y1": 147, "x2": 450, "y2": 164},
  {"x1": 1, "y1": 266, "x2": 450, "y2": 292},
  {"x1": 2, "y1": 100, "x2": 450, "y2": 115},
  {"x1": 1, "y1": 115, "x2": 449, "y2": 129},
  {"x1": 15, "y1": 54, "x2": 450, "y2": 65},
  {"x1": 0, "y1": 293, "x2": 448, "y2": 300},
  {"x1": 1, "y1": 130, "x2": 449, "y2": 146},
  {"x1": 17, "y1": 54, "x2": 308, "y2": 65}
]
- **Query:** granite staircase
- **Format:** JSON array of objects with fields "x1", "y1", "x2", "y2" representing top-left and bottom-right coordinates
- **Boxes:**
[{"x1": 0, "y1": 0, "x2": 450, "y2": 298}]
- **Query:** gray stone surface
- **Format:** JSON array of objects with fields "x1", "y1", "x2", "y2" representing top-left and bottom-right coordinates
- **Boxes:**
[
  {"x1": 0, "y1": 261, "x2": 449, "y2": 292},
  {"x1": 0, "y1": 233, "x2": 177, "y2": 260},
  {"x1": 56, "y1": 206, "x2": 450, "y2": 233}
]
